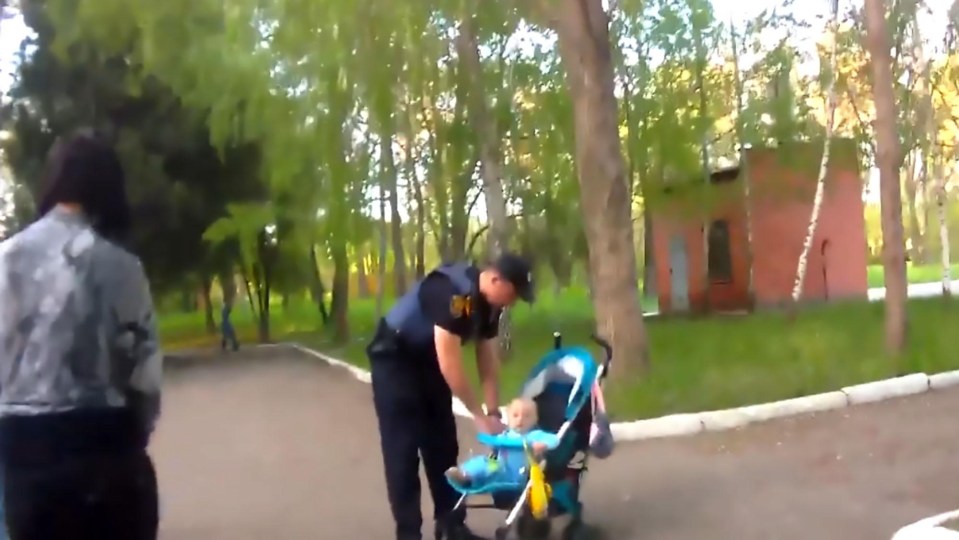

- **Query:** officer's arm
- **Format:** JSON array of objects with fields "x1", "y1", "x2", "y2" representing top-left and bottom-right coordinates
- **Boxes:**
[
  {"x1": 419, "y1": 277, "x2": 483, "y2": 418},
  {"x1": 435, "y1": 327, "x2": 482, "y2": 417},
  {"x1": 475, "y1": 315, "x2": 501, "y2": 417},
  {"x1": 475, "y1": 339, "x2": 500, "y2": 416}
]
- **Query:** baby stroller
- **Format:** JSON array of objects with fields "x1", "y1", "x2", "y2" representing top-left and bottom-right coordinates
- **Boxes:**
[{"x1": 448, "y1": 332, "x2": 614, "y2": 540}]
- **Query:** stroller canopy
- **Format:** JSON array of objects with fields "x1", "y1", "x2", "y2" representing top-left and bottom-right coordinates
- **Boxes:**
[{"x1": 520, "y1": 346, "x2": 599, "y2": 420}]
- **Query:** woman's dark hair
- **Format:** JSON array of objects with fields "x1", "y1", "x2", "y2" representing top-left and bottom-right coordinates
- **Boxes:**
[{"x1": 37, "y1": 129, "x2": 131, "y2": 239}]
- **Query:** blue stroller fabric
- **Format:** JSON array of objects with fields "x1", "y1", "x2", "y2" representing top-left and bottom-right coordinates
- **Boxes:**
[{"x1": 455, "y1": 430, "x2": 561, "y2": 488}]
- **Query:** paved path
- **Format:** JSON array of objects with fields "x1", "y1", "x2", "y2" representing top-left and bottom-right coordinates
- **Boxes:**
[{"x1": 153, "y1": 348, "x2": 959, "y2": 539}]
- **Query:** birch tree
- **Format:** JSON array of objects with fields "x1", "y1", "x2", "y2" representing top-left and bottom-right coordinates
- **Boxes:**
[
  {"x1": 935, "y1": 0, "x2": 959, "y2": 296},
  {"x1": 791, "y1": 0, "x2": 841, "y2": 303}
]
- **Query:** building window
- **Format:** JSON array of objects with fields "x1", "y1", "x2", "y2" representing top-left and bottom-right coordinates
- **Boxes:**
[{"x1": 708, "y1": 220, "x2": 733, "y2": 283}]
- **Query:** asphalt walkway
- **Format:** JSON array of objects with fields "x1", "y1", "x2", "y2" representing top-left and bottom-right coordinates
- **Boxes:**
[{"x1": 153, "y1": 348, "x2": 959, "y2": 539}]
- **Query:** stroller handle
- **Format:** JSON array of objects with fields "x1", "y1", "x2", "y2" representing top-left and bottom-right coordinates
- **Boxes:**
[
  {"x1": 551, "y1": 331, "x2": 612, "y2": 375},
  {"x1": 589, "y1": 333, "x2": 613, "y2": 375}
]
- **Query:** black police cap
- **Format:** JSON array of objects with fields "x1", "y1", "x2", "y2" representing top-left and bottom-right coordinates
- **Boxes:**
[{"x1": 492, "y1": 252, "x2": 535, "y2": 303}]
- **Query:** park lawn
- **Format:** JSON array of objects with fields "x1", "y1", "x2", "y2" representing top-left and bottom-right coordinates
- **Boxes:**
[
  {"x1": 159, "y1": 289, "x2": 958, "y2": 420},
  {"x1": 866, "y1": 263, "x2": 959, "y2": 288}
]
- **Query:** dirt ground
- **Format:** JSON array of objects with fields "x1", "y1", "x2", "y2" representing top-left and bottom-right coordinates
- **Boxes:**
[{"x1": 152, "y1": 348, "x2": 959, "y2": 539}]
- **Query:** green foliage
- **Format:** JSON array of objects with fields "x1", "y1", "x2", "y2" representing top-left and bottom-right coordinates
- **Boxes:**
[
  {"x1": 203, "y1": 203, "x2": 274, "y2": 287},
  {"x1": 9, "y1": 0, "x2": 951, "y2": 357},
  {"x1": 3, "y1": 1, "x2": 270, "y2": 293}
]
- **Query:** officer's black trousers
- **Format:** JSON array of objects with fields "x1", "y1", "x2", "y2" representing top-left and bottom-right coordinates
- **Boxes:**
[{"x1": 368, "y1": 327, "x2": 463, "y2": 539}]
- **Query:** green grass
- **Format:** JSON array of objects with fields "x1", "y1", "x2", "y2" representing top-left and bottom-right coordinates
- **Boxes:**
[
  {"x1": 159, "y1": 289, "x2": 959, "y2": 420},
  {"x1": 866, "y1": 263, "x2": 959, "y2": 288}
]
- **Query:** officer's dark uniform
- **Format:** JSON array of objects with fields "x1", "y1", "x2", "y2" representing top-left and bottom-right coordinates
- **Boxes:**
[{"x1": 367, "y1": 261, "x2": 518, "y2": 540}]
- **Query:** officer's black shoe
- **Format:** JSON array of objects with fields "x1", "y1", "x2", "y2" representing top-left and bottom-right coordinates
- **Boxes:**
[{"x1": 435, "y1": 522, "x2": 484, "y2": 540}]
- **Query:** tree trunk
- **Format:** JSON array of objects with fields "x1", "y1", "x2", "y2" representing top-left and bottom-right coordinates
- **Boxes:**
[
  {"x1": 553, "y1": 0, "x2": 649, "y2": 374},
  {"x1": 455, "y1": 15, "x2": 510, "y2": 257},
  {"x1": 730, "y1": 18, "x2": 755, "y2": 307},
  {"x1": 936, "y1": 0, "x2": 958, "y2": 296},
  {"x1": 413, "y1": 178, "x2": 427, "y2": 278},
  {"x1": 791, "y1": 0, "x2": 840, "y2": 305},
  {"x1": 330, "y1": 244, "x2": 351, "y2": 343},
  {"x1": 903, "y1": 160, "x2": 925, "y2": 263},
  {"x1": 258, "y1": 271, "x2": 271, "y2": 343},
  {"x1": 936, "y1": 156, "x2": 952, "y2": 296},
  {"x1": 377, "y1": 156, "x2": 388, "y2": 318},
  {"x1": 254, "y1": 234, "x2": 274, "y2": 343},
  {"x1": 201, "y1": 274, "x2": 216, "y2": 335},
  {"x1": 456, "y1": 13, "x2": 513, "y2": 357},
  {"x1": 180, "y1": 288, "x2": 193, "y2": 313},
  {"x1": 382, "y1": 132, "x2": 407, "y2": 296},
  {"x1": 446, "y1": 162, "x2": 475, "y2": 261},
  {"x1": 693, "y1": 13, "x2": 712, "y2": 314},
  {"x1": 250, "y1": 263, "x2": 270, "y2": 343},
  {"x1": 864, "y1": 0, "x2": 908, "y2": 355},
  {"x1": 240, "y1": 269, "x2": 258, "y2": 327},
  {"x1": 403, "y1": 113, "x2": 428, "y2": 280},
  {"x1": 357, "y1": 253, "x2": 370, "y2": 299},
  {"x1": 309, "y1": 245, "x2": 331, "y2": 324},
  {"x1": 642, "y1": 212, "x2": 656, "y2": 299}
]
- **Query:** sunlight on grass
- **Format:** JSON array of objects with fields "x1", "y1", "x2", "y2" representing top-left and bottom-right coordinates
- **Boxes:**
[{"x1": 159, "y1": 288, "x2": 958, "y2": 419}]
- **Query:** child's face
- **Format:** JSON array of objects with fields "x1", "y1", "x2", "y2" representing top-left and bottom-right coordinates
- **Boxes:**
[{"x1": 507, "y1": 399, "x2": 537, "y2": 432}]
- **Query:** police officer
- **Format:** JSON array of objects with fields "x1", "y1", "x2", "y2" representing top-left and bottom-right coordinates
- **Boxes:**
[{"x1": 367, "y1": 253, "x2": 534, "y2": 540}]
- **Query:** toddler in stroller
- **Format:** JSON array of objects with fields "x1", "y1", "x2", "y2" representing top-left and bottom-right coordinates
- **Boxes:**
[
  {"x1": 445, "y1": 397, "x2": 560, "y2": 489},
  {"x1": 446, "y1": 333, "x2": 614, "y2": 540}
]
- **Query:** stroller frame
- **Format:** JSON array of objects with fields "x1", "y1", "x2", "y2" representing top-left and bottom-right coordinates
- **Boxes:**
[{"x1": 450, "y1": 332, "x2": 612, "y2": 540}]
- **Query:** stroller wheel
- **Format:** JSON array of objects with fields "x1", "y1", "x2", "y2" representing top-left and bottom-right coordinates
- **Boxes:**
[
  {"x1": 516, "y1": 513, "x2": 550, "y2": 539},
  {"x1": 494, "y1": 526, "x2": 510, "y2": 540},
  {"x1": 561, "y1": 517, "x2": 584, "y2": 540}
]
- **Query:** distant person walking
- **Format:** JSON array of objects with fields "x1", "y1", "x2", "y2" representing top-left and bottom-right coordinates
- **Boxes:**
[
  {"x1": 221, "y1": 299, "x2": 240, "y2": 351},
  {"x1": 0, "y1": 131, "x2": 162, "y2": 540}
]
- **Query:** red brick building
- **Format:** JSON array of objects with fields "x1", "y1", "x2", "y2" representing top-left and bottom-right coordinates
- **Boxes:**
[{"x1": 650, "y1": 141, "x2": 868, "y2": 314}]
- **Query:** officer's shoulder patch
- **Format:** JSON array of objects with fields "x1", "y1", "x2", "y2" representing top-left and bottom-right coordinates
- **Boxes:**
[{"x1": 450, "y1": 294, "x2": 472, "y2": 318}]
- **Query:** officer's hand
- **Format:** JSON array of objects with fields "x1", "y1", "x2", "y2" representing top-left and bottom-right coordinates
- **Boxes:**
[{"x1": 474, "y1": 414, "x2": 505, "y2": 435}]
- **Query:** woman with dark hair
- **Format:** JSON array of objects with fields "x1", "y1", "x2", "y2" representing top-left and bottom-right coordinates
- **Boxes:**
[{"x1": 0, "y1": 131, "x2": 162, "y2": 540}]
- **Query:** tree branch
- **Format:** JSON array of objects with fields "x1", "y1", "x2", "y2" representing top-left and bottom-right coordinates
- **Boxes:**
[
  {"x1": 466, "y1": 213, "x2": 521, "y2": 255},
  {"x1": 844, "y1": 85, "x2": 878, "y2": 157}
]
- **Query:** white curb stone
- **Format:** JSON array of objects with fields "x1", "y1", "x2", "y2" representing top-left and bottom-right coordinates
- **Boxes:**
[
  {"x1": 928, "y1": 371, "x2": 959, "y2": 390},
  {"x1": 699, "y1": 408, "x2": 753, "y2": 431},
  {"x1": 611, "y1": 414, "x2": 704, "y2": 440},
  {"x1": 253, "y1": 343, "x2": 959, "y2": 442},
  {"x1": 287, "y1": 343, "x2": 371, "y2": 384},
  {"x1": 893, "y1": 527, "x2": 959, "y2": 540},
  {"x1": 893, "y1": 510, "x2": 959, "y2": 539},
  {"x1": 699, "y1": 391, "x2": 851, "y2": 432},
  {"x1": 841, "y1": 373, "x2": 929, "y2": 405}
]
